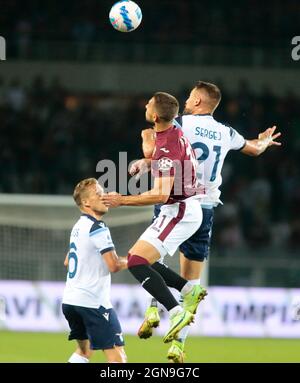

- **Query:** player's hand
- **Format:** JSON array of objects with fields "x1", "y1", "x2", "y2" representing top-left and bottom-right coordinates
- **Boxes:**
[
  {"x1": 101, "y1": 192, "x2": 122, "y2": 208},
  {"x1": 258, "y1": 126, "x2": 281, "y2": 147},
  {"x1": 141, "y1": 128, "x2": 155, "y2": 142},
  {"x1": 129, "y1": 159, "x2": 150, "y2": 179}
]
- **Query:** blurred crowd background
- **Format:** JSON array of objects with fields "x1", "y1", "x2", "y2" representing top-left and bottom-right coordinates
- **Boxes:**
[
  {"x1": 1, "y1": 0, "x2": 299, "y2": 286},
  {"x1": 2, "y1": 0, "x2": 299, "y2": 50},
  {"x1": 1, "y1": 0, "x2": 299, "y2": 67}
]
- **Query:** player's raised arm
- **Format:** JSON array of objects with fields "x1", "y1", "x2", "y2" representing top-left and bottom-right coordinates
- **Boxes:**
[
  {"x1": 102, "y1": 250, "x2": 128, "y2": 273},
  {"x1": 241, "y1": 125, "x2": 281, "y2": 156},
  {"x1": 141, "y1": 128, "x2": 156, "y2": 158}
]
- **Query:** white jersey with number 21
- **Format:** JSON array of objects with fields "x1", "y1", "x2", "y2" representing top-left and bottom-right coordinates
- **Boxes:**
[{"x1": 174, "y1": 114, "x2": 246, "y2": 206}]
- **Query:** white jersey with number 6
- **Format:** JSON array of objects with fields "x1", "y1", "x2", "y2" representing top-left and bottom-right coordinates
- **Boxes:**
[
  {"x1": 62, "y1": 214, "x2": 115, "y2": 309},
  {"x1": 174, "y1": 114, "x2": 246, "y2": 206}
]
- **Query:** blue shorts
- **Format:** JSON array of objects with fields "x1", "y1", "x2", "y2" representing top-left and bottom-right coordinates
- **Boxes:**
[
  {"x1": 62, "y1": 303, "x2": 125, "y2": 350},
  {"x1": 153, "y1": 204, "x2": 214, "y2": 262}
]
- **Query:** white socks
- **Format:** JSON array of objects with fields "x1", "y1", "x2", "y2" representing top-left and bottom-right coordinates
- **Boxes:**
[
  {"x1": 187, "y1": 279, "x2": 201, "y2": 286},
  {"x1": 178, "y1": 279, "x2": 201, "y2": 343},
  {"x1": 177, "y1": 322, "x2": 190, "y2": 342},
  {"x1": 169, "y1": 305, "x2": 183, "y2": 318},
  {"x1": 68, "y1": 352, "x2": 89, "y2": 363},
  {"x1": 181, "y1": 282, "x2": 193, "y2": 296},
  {"x1": 181, "y1": 278, "x2": 200, "y2": 296}
]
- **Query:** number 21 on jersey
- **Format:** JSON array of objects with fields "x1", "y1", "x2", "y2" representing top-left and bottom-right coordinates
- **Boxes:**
[{"x1": 192, "y1": 142, "x2": 221, "y2": 182}]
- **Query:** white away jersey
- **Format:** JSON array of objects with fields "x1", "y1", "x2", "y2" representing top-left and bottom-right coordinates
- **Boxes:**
[
  {"x1": 62, "y1": 214, "x2": 115, "y2": 309},
  {"x1": 174, "y1": 114, "x2": 245, "y2": 206}
]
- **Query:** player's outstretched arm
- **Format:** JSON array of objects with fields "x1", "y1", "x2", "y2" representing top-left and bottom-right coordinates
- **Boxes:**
[
  {"x1": 101, "y1": 176, "x2": 174, "y2": 207},
  {"x1": 141, "y1": 128, "x2": 155, "y2": 159},
  {"x1": 241, "y1": 125, "x2": 281, "y2": 156},
  {"x1": 102, "y1": 250, "x2": 128, "y2": 273}
]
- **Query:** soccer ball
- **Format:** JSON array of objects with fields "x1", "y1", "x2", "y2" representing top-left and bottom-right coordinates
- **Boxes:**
[{"x1": 109, "y1": 1, "x2": 142, "y2": 32}]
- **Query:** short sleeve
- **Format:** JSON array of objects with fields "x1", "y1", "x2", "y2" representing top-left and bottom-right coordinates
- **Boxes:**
[
  {"x1": 152, "y1": 127, "x2": 183, "y2": 178},
  {"x1": 89, "y1": 222, "x2": 115, "y2": 255},
  {"x1": 229, "y1": 127, "x2": 246, "y2": 151}
]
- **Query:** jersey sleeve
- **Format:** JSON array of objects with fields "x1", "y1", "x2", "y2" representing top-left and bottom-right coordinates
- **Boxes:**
[
  {"x1": 152, "y1": 128, "x2": 184, "y2": 178},
  {"x1": 152, "y1": 141, "x2": 181, "y2": 178},
  {"x1": 229, "y1": 127, "x2": 246, "y2": 150},
  {"x1": 89, "y1": 223, "x2": 115, "y2": 255}
]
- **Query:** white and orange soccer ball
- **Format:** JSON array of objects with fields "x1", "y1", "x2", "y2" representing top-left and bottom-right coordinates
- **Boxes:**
[{"x1": 109, "y1": 0, "x2": 142, "y2": 32}]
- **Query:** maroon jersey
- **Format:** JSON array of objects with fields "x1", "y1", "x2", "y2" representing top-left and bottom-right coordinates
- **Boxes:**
[{"x1": 151, "y1": 125, "x2": 205, "y2": 204}]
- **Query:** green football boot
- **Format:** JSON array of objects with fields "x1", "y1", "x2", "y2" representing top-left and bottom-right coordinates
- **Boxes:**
[
  {"x1": 137, "y1": 306, "x2": 160, "y2": 339},
  {"x1": 163, "y1": 310, "x2": 194, "y2": 344},
  {"x1": 167, "y1": 340, "x2": 185, "y2": 363},
  {"x1": 182, "y1": 285, "x2": 208, "y2": 314}
]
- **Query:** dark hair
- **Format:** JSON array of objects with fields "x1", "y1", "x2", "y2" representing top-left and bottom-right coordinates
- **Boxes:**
[
  {"x1": 153, "y1": 92, "x2": 179, "y2": 122},
  {"x1": 73, "y1": 178, "x2": 97, "y2": 207},
  {"x1": 195, "y1": 81, "x2": 222, "y2": 110}
]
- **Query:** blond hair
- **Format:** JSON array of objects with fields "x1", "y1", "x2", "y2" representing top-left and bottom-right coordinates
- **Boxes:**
[{"x1": 73, "y1": 178, "x2": 97, "y2": 207}]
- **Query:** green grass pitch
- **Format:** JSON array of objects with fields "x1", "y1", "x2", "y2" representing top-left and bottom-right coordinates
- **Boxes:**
[{"x1": 0, "y1": 331, "x2": 299, "y2": 363}]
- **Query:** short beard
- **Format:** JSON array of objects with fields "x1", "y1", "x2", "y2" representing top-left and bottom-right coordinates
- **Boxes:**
[
  {"x1": 146, "y1": 116, "x2": 155, "y2": 124},
  {"x1": 182, "y1": 107, "x2": 192, "y2": 115}
]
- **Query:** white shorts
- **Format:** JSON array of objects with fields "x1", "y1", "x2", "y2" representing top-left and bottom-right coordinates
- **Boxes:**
[{"x1": 139, "y1": 198, "x2": 203, "y2": 259}]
